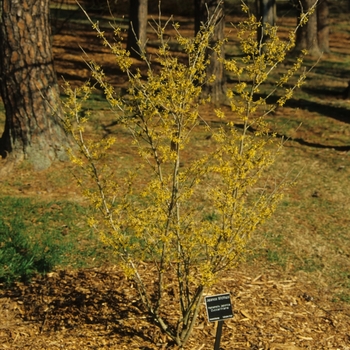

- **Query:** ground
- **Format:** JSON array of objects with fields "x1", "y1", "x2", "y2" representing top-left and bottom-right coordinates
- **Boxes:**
[
  {"x1": 1, "y1": 265, "x2": 350, "y2": 349},
  {"x1": 1, "y1": 3, "x2": 350, "y2": 349}
]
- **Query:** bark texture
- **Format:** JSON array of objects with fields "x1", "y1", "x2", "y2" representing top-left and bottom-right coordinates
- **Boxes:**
[
  {"x1": 295, "y1": 0, "x2": 321, "y2": 57},
  {"x1": 194, "y1": 0, "x2": 226, "y2": 104},
  {"x1": 317, "y1": 0, "x2": 329, "y2": 53},
  {"x1": 0, "y1": 0, "x2": 69, "y2": 170},
  {"x1": 127, "y1": 0, "x2": 148, "y2": 58},
  {"x1": 256, "y1": 0, "x2": 276, "y2": 44}
]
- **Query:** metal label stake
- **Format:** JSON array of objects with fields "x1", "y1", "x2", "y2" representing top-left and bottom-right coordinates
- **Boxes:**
[
  {"x1": 204, "y1": 293, "x2": 234, "y2": 350},
  {"x1": 214, "y1": 320, "x2": 224, "y2": 350}
]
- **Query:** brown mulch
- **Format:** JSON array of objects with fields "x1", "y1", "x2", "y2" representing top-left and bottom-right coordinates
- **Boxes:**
[{"x1": 1, "y1": 265, "x2": 350, "y2": 349}]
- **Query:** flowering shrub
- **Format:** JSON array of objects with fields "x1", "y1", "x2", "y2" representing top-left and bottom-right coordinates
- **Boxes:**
[{"x1": 63, "y1": 2, "x2": 311, "y2": 347}]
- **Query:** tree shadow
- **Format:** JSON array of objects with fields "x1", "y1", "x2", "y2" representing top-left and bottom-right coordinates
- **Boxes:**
[
  {"x1": 251, "y1": 91, "x2": 350, "y2": 124},
  {"x1": 284, "y1": 97, "x2": 350, "y2": 124},
  {"x1": 1, "y1": 268, "x2": 157, "y2": 345},
  {"x1": 285, "y1": 137, "x2": 350, "y2": 151},
  {"x1": 214, "y1": 119, "x2": 350, "y2": 152}
]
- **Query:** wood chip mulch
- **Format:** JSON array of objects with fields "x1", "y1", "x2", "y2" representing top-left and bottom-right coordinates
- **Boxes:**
[{"x1": 1, "y1": 265, "x2": 350, "y2": 349}]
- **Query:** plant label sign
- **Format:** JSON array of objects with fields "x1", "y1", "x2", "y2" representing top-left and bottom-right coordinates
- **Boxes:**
[{"x1": 204, "y1": 293, "x2": 233, "y2": 322}]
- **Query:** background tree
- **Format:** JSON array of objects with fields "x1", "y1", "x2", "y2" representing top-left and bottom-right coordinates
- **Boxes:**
[
  {"x1": 0, "y1": 0, "x2": 69, "y2": 170},
  {"x1": 256, "y1": 0, "x2": 276, "y2": 44},
  {"x1": 194, "y1": 0, "x2": 226, "y2": 104},
  {"x1": 126, "y1": 0, "x2": 148, "y2": 58},
  {"x1": 295, "y1": 0, "x2": 321, "y2": 56},
  {"x1": 317, "y1": 0, "x2": 329, "y2": 53}
]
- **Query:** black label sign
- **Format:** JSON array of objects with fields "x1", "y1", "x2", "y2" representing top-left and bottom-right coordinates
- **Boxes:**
[{"x1": 205, "y1": 293, "x2": 234, "y2": 322}]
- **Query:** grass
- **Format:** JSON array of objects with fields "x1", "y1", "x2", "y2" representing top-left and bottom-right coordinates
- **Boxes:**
[
  {"x1": 0, "y1": 196, "x2": 115, "y2": 285},
  {"x1": 246, "y1": 142, "x2": 350, "y2": 300}
]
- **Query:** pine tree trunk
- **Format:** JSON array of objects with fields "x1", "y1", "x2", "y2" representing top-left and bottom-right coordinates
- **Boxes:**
[
  {"x1": 0, "y1": 0, "x2": 70, "y2": 170},
  {"x1": 127, "y1": 0, "x2": 148, "y2": 58}
]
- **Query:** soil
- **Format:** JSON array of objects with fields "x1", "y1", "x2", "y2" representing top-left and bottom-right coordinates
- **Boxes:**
[{"x1": 1, "y1": 7, "x2": 350, "y2": 350}]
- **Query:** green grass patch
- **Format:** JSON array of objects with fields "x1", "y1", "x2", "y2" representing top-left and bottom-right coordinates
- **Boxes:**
[{"x1": 0, "y1": 196, "x2": 115, "y2": 285}]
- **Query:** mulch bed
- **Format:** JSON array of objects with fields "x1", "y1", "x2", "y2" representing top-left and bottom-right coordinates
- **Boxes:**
[{"x1": 1, "y1": 265, "x2": 350, "y2": 349}]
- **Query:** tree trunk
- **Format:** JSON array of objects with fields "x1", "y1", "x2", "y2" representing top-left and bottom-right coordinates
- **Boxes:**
[
  {"x1": 343, "y1": 81, "x2": 350, "y2": 100},
  {"x1": 127, "y1": 0, "x2": 148, "y2": 58},
  {"x1": 194, "y1": 0, "x2": 205, "y2": 35},
  {"x1": 317, "y1": 0, "x2": 329, "y2": 53},
  {"x1": 0, "y1": 0, "x2": 69, "y2": 171},
  {"x1": 194, "y1": 0, "x2": 226, "y2": 104},
  {"x1": 295, "y1": 0, "x2": 321, "y2": 57},
  {"x1": 256, "y1": 0, "x2": 276, "y2": 44}
]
